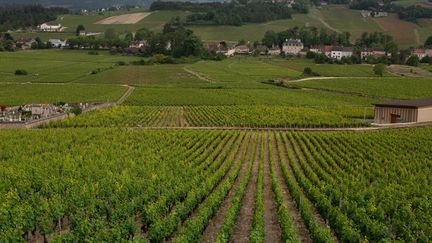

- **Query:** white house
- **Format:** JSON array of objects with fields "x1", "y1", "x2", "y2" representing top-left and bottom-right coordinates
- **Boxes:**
[
  {"x1": 38, "y1": 22, "x2": 63, "y2": 32},
  {"x1": 331, "y1": 46, "x2": 353, "y2": 60},
  {"x1": 235, "y1": 45, "x2": 250, "y2": 55},
  {"x1": 282, "y1": 39, "x2": 304, "y2": 55},
  {"x1": 412, "y1": 48, "x2": 427, "y2": 60},
  {"x1": 220, "y1": 47, "x2": 236, "y2": 57},
  {"x1": 361, "y1": 48, "x2": 386, "y2": 59},
  {"x1": 425, "y1": 47, "x2": 432, "y2": 57},
  {"x1": 48, "y1": 39, "x2": 67, "y2": 48},
  {"x1": 268, "y1": 46, "x2": 281, "y2": 56}
]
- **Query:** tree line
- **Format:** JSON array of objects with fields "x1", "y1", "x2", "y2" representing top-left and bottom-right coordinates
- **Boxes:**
[
  {"x1": 0, "y1": 4, "x2": 69, "y2": 32},
  {"x1": 150, "y1": 1, "x2": 300, "y2": 26}
]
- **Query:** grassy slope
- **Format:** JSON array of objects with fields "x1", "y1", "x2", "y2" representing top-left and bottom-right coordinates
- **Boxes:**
[
  {"x1": 0, "y1": 49, "x2": 141, "y2": 83},
  {"x1": 0, "y1": 83, "x2": 126, "y2": 106}
]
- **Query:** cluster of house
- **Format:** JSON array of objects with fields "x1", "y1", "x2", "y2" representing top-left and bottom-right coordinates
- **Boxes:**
[
  {"x1": 0, "y1": 103, "x2": 90, "y2": 123},
  {"x1": 37, "y1": 22, "x2": 65, "y2": 32},
  {"x1": 14, "y1": 38, "x2": 67, "y2": 50},
  {"x1": 204, "y1": 38, "x2": 432, "y2": 61},
  {"x1": 360, "y1": 10, "x2": 388, "y2": 18},
  {"x1": 411, "y1": 47, "x2": 432, "y2": 60},
  {"x1": 205, "y1": 39, "x2": 357, "y2": 60}
]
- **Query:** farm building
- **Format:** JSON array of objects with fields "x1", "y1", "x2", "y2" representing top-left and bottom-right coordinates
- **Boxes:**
[
  {"x1": 282, "y1": 39, "x2": 303, "y2": 55},
  {"x1": 374, "y1": 98, "x2": 432, "y2": 124},
  {"x1": 38, "y1": 22, "x2": 63, "y2": 32}
]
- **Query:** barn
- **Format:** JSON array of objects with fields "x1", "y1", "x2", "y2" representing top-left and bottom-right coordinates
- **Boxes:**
[{"x1": 374, "y1": 98, "x2": 432, "y2": 124}]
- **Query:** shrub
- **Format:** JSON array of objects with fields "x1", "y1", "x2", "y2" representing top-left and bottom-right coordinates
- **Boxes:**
[
  {"x1": 70, "y1": 106, "x2": 82, "y2": 116},
  {"x1": 15, "y1": 69, "x2": 28, "y2": 75},
  {"x1": 373, "y1": 63, "x2": 386, "y2": 77},
  {"x1": 88, "y1": 51, "x2": 99, "y2": 55}
]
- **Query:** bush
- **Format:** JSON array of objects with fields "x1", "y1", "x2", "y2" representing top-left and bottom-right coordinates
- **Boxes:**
[
  {"x1": 406, "y1": 56, "x2": 420, "y2": 66},
  {"x1": 88, "y1": 51, "x2": 99, "y2": 55},
  {"x1": 303, "y1": 67, "x2": 313, "y2": 75},
  {"x1": 91, "y1": 68, "x2": 101, "y2": 74},
  {"x1": 70, "y1": 106, "x2": 82, "y2": 116},
  {"x1": 373, "y1": 63, "x2": 386, "y2": 77},
  {"x1": 15, "y1": 69, "x2": 28, "y2": 75},
  {"x1": 303, "y1": 67, "x2": 320, "y2": 76},
  {"x1": 116, "y1": 61, "x2": 127, "y2": 66}
]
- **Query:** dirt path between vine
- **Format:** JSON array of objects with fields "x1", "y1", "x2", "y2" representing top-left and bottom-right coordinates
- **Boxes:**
[
  {"x1": 262, "y1": 132, "x2": 282, "y2": 243},
  {"x1": 280, "y1": 134, "x2": 336, "y2": 236},
  {"x1": 201, "y1": 134, "x2": 255, "y2": 242},
  {"x1": 169, "y1": 133, "x2": 248, "y2": 241},
  {"x1": 230, "y1": 134, "x2": 261, "y2": 243},
  {"x1": 271, "y1": 133, "x2": 312, "y2": 243},
  {"x1": 183, "y1": 67, "x2": 214, "y2": 83}
]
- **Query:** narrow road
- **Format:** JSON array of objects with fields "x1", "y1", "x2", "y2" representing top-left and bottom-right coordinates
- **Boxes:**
[
  {"x1": 116, "y1": 85, "x2": 135, "y2": 105},
  {"x1": 183, "y1": 67, "x2": 214, "y2": 83}
]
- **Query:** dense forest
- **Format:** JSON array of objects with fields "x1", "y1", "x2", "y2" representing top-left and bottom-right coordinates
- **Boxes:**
[
  {"x1": 0, "y1": 5, "x2": 68, "y2": 31},
  {"x1": 150, "y1": 1, "x2": 302, "y2": 26}
]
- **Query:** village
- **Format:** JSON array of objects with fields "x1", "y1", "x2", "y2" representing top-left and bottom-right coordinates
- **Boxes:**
[
  {"x1": 0, "y1": 103, "x2": 91, "y2": 124},
  {"x1": 11, "y1": 26, "x2": 432, "y2": 63}
]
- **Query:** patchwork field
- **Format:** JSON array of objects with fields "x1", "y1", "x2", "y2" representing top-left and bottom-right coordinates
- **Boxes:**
[
  {"x1": 9, "y1": 4, "x2": 432, "y2": 47},
  {"x1": 95, "y1": 12, "x2": 152, "y2": 25},
  {"x1": 1, "y1": 128, "x2": 431, "y2": 241}
]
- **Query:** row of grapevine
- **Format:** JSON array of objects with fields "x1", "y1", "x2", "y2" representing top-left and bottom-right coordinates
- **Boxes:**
[
  {"x1": 1, "y1": 128, "x2": 431, "y2": 241},
  {"x1": 42, "y1": 105, "x2": 369, "y2": 129}
]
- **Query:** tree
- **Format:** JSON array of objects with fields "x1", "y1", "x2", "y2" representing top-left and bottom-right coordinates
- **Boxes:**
[
  {"x1": 76, "y1": 24, "x2": 85, "y2": 36},
  {"x1": 373, "y1": 63, "x2": 386, "y2": 76},
  {"x1": 406, "y1": 55, "x2": 420, "y2": 66},
  {"x1": 135, "y1": 28, "x2": 153, "y2": 41},
  {"x1": 104, "y1": 28, "x2": 117, "y2": 40},
  {"x1": 303, "y1": 67, "x2": 313, "y2": 75},
  {"x1": 262, "y1": 31, "x2": 278, "y2": 48},
  {"x1": 425, "y1": 36, "x2": 432, "y2": 46}
]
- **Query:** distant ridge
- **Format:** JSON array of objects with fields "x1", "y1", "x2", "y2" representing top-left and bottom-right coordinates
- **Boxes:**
[{"x1": 0, "y1": 0, "x2": 225, "y2": 10}]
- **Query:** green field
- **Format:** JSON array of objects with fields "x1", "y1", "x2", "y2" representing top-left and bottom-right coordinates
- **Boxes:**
[
  {"x1": 45, "y1": 105, "x2": 370, "y2": 128},
  {"x1": 1, "y1": 128, "x2": 431, "y2": 241},
  {"x1": 0, "y1": 50, "x2": 140, "y2": 83},
  {"x1": 0, "y1": 83, "x2": 126, "y2": 106},
  {"x1": 295, "y1": 77, "x2": 432, "y2": 99},
  {"x1": 3, "y1": 49, "x2": 432, "y2": 128}
]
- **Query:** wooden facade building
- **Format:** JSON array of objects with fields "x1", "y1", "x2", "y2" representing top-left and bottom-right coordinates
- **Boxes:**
[{"x1": 374, "y1": 98, "x2": 432, "y2": 124}]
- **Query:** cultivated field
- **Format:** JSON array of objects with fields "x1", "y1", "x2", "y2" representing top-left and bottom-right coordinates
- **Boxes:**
[
  {"x1": 1, "y1": 128, "x2": 431, "y2": 241},
  {"x1": 95, "y1": 12, "x2": 152, "y2": 25},
  {"x1": 0, "y1": 83, "x2": 126, "y2": 106},
  {"x1": 295, "y1": 77, "x2": 432, "y2": 99}
]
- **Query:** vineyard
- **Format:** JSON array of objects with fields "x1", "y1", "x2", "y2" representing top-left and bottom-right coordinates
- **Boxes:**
[
  {"x1": 1, "y1": 128, "x2": 431, "y2": 241},
  {"x1": 43, "y1": 105, "x2": 371, "y2": 128}
]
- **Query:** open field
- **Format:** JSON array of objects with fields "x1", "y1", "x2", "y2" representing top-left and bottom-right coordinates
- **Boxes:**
[
  {"x1": 295, "y1": 77, "x2": 432, "y2": 99},
  {"x1": 1, "y1": 128, "x2": 431, "y2": 241},
  {"x1": 0, "y1": 50, "x2": 140, "y2": 83},
  {"x1": 123, "y1": 87, "x2": 375, "y2": 106},
  {"x1": 95, "y1": 13, "x2": 152, "y2": 25},
  {"x1": 0, "y1": 83, "x2": 126, "y2": 106},
  {"x1": 308, "y1": 6, "x2": 381, "y2": 41}
]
